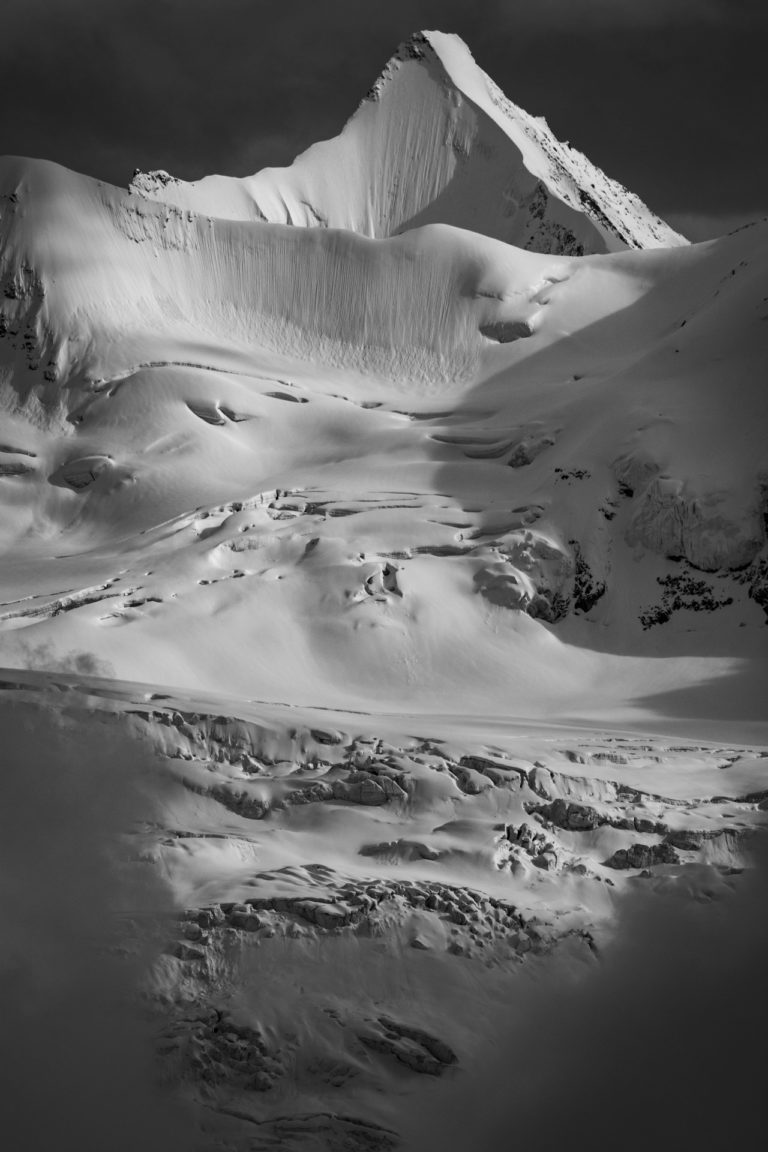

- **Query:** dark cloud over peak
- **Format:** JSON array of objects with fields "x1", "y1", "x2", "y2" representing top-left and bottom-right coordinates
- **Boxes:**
[{"x1": 1, "y1": 0, "x2": 766, "y2": 228}]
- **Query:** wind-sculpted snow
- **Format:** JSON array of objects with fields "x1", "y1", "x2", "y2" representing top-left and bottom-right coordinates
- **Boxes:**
[
  {"x1": 5, "y1": 160, "x2": 604, "y2": 414},
  {"x1": 130, "y1": 31, "x2": 684, "y2": 255},
  {"x1": 0, "y1": 159, "x2": 503, "y2": 397},
  {"x1": 0, "y1": 147, "x2": 766, "y2": 725}
]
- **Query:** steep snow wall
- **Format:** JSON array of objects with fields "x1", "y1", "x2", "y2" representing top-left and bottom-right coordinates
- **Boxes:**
[
  {"x1": 130, "y1": 31, "x2": 685, "y2": 255},
  {"x1": 1, "y1": 157, "x2": 549, "y2": 402},
  {"x1": 0, "y1": 152, "x2": 765, "y2": 713}
]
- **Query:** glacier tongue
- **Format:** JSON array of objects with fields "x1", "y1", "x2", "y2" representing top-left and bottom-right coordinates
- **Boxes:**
[{"x1": 130, "y1": 30, "x2": 686, "y2": 255}]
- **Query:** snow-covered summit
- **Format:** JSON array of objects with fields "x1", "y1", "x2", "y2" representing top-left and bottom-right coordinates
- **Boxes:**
[{"x1": 130, "y1": 30, "x2": 686, "y2": 255}]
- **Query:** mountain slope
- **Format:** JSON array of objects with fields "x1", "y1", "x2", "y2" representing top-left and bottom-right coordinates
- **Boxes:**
[
  {"x1": 0, "y1": 153, "x2": 765, "y2": 729},
  {"x1": 130, "y1": 31, "x2": 685, "y2": 255}
]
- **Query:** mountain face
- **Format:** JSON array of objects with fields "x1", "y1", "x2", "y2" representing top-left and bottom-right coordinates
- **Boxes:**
[
  {"x1": 130, "y1": 31, "x2": 686, "y2": 254},
  {"x1": 1, "y1": 29, "x2": 766, "y2": 1152},
  {"x1": 0, "y1": 155, "x2": 763, "y2": 706}
]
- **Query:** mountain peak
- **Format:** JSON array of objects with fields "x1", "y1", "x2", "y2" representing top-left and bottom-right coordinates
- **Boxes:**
[{"x1": 130, "y1": 30, "x2": 685, "y2": 255}]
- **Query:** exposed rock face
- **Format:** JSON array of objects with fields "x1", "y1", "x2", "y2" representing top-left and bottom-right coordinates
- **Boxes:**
[
  {"x1": 639, "y1": 569, "x2": 735, "y2": 630},
  {"x1": 570, "y1": 540, "x2": 606, "y2": 614},
  {"x1": 735, "y1": 555, "x2": 768, "y2": 620}
]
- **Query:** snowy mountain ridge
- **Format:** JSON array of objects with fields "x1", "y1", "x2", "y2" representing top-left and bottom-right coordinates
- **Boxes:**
[{"x1": 131, "y1": 30, "x2": 686, "y2": 254}]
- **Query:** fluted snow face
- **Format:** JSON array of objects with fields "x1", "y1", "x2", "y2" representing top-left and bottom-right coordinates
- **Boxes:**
[
  {"x1": 0, "y1": 158, "x2": 551, "y2": 406},
  {"x1": 1, "y1": 140, "x2": 766, "y2": 724},
  {"x1": 130, "y1": 31, "x2": 686, "y2": 255},
  {"x1": 0, "y1": 18, "x2": 765, "y2": 727}
]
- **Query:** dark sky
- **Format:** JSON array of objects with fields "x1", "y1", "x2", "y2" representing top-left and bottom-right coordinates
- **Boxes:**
[{"x1": 3, "y1": 0, "x2": 766, "y2": 240}]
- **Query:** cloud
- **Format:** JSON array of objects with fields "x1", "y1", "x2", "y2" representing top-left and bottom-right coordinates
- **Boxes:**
[
  {"x1": 506, "y1": 0, "x2": 748, "y2": 28},
  {"x1": 12, "y1": 638, "x2": 115, "y2": 678},
  {"x1": 0, "y1": 697, "x2": 197, "y2": 1151},
  {"x1": 0, "y1": 2, "x2": 765, "y2": 229},
  {"x1": 404, "y1": 843, "x2": 768, "y2": 1151}
]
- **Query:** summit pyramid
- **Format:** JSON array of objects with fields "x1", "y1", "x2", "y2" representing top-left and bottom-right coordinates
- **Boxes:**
[{"x1": 131, "y1": 30, "x2": 686, "y2": 254}]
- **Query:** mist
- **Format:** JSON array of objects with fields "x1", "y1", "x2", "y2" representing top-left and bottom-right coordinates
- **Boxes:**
[
  {"x1": 0, "y1": 698, "x2": 197, "y2": 1152},
  {"x1": 405, "y1": 846, "x2": 768, "y2": 1151}
]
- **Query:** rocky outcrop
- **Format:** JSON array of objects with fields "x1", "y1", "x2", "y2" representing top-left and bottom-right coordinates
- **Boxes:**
[
  {"x1": 735, "y1": 555, "x2": 768, "y2": 620},
  {"x1": 570, "y1": 540, "x2": 606, "y2": 614},
  {"x1": 639, "y1": 569, "x2": 735, "y2": 630}
]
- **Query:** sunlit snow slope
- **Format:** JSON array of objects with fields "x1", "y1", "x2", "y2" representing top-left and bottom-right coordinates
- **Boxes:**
[
  {"x1": 130, "y1": 31, "x2": 685, "y2": 254},
  {"x1": 0, "y1": 146, "x2": 765, "y2": 732}
]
